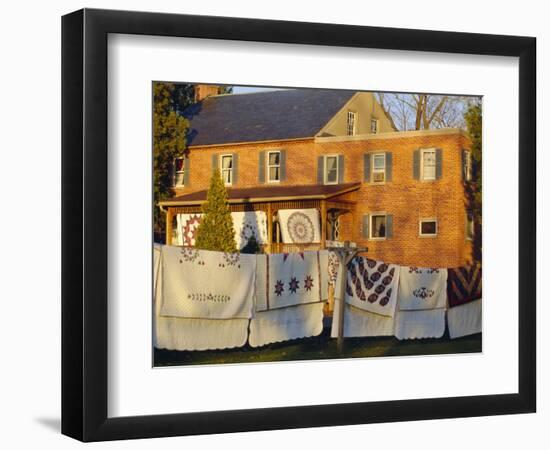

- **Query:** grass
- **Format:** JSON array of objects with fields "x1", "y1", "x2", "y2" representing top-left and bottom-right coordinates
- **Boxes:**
[{"x1": 154, "y1": 328, "x2": 482, "y2": 367}]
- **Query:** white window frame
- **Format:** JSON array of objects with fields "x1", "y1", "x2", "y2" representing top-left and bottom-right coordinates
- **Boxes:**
[
  {"x1": 323, "y1": 154, "x2": 339, "y2": 185},
  {"x1": 369, "y1": 212, "x2": 387, "y2": 240},
  {"x1": 421, "y1": 148, "x2": 437, "y2": 181},
  {"x1": 466, "y1": 212, "x2": 475, "y2": 241},
  {"x1": 173, "y1": 156, "x2": 186, "y2": 187},
  {"x1": 370, "y1": 118, "x2": 379, "y2": 134},
  {"x1": 347, "y1": 111, "x2": 357, "y2": 136},
  {"x1": 372, "y1": 153, "x2": 386, "y2": 183},
  {"x1": 220, "y1": 153, "x2": 233, "y2": 186},
  {"x1": 419, "y1": 218, "x2": 438, "y2": 237},
  {"x1": 464, "y1": 150, "x2": 472, "y2": 181},
  {"x1": 267, "y1": 150, "x2": 281, "y2": 183}
]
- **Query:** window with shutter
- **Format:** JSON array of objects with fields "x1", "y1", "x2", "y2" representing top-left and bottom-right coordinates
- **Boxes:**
[
  {"x1": 421, "y1": 148, "x2": 436, "y2": 181},
  {"x1": 324, "y1": 155, "x2": 338, "y2": 185},
  {"x1": 220, "y1": 154, "x2": 233, "y2": 185},
  {"x1": 173, "y1": 157, "x2": 186, "y2": 187},
  {"x1": 372, "y1": 153, "x2": 386, "y2": 183},
  {"x1": 370, "y1": 213, "x2": 387, "y2": 239},
  {"x1": 267, "y1": 151, "x2": 281, "y2": 182}
]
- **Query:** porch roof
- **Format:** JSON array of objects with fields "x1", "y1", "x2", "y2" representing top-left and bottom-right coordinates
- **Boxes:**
[{"x1": 159, "y1": 182, "x2": 361, "y2": 206}]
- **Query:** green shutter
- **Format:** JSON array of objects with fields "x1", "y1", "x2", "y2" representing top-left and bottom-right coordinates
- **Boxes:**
[
  {"x1": 232, "y1": 153, "x2": 238, "y2": 185},
  {"x1": 211, "y1": 154, "x2": 218, "y2": 174},
  {"x1": 364, "y1": 153, "x2": 371, "y2": 182},
  {"x1": 183, "y1": 155, "x2": 190, "y2": 186},
  {"x1": 385, "y1": 214, "x2": 393, "y2": 238},
  {"x1": 317, "y1": 156, "x2": 324, "y2": 184},
  {"x1": 413, "y1": 149, "x2": 420, "y2": 180},
  {"x1": 258, "y1": 151, "x2": 265, "y2": 183},
  {"x1": 338, "y1": 155, "x2": 344, "y2": 184},
  {"x1": 362, "y1": 214, "x2": 370, "y2": 239},
  {"x1": 436, "y1": 148, "x2": 443, "y2": 180},
  {"x1": 385, "y1": 152, "x2": 393, "y2": 182},
  {"x1": 280, "y1": 149, "x2": 287, "y2": 181}
]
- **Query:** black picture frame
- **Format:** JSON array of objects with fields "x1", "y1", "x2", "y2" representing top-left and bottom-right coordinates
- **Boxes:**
[{"x1": 62, "y1": 8, "x2": 536, "y2": 442}]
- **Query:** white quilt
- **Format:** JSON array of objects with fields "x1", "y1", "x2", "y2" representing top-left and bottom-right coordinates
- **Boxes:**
[
  {"x1": 248, "y1": 303, "x2": 324, "y2": 348},
  {"x1": 345, "y1": 257, "x2": 400, "y2": 317},
  {"x1": 255, "y1": 251, "x2": 324, "y2": 311},
  {"x1": 448, "y1": 299, "x2": 482, "y2": 339},
  {"x1": 160, "y1": 246, "x2": 256, "y2": 320},
  {"x1": 176, "y1": 213, "x2": 203, "y2": 247},
  {"x1": 393, "y1": 309, "x2": 446, "y2": 340},
  {"x1": 231, "y1": 211, "x2": 268, "y2": 249},
  {"x1": 330, "y1": 298, "x2": 394, "y2": 338},
  {"x1": 153, "y1": 246, "x2": 249, "y2": 351},
  {"x1": 397, "y1": 266, "x2": 448, "y2": 311},
  {"x1": 277, "y1": 208, "x2": 321, "y2": 244}
]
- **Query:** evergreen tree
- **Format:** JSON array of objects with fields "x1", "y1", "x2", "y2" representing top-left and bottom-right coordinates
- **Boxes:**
[
  {"x1": 464, "y1": 101, "x2": 482, "y2": 263},
  {"x1": 194, "y1": 171, "x2": 237, "y2": 252},
  {"x1": 153, "y1": 82, "x2": 189, "y2": 236}
]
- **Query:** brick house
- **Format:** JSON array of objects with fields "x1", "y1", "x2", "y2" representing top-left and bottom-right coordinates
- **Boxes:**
[{"x1": 159, "y1": 86, "x2": 475, "y2": 268}]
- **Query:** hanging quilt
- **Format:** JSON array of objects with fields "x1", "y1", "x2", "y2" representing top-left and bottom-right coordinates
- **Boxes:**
[
  {"x1": 159, "y1": 246, "x2": 256, "y2": 320},
  {"x1": 231, "y1": 211, "x2": 268, "y2": 250},
  {"x1": 277, "y1": 209, "x2": 321, "y2": 244},
  {"x1": 255, "y1": 251, "x2": 324, "y2": 312},
  {"x1": 345, "y1": 256, "x2": 400, "y2": 317},
  {"x1": 153, "y1": 246, "x2": 249, "y2": 351},
  {"x1": 249, "y1": 303, "x2": 324, "y2": 348},
  {"x1": 176, "y1": 213, "x2": 203, "y2": 247},
  {"x1": 447, "y1": 299, "x2": 482, "y2": 339},
  {"x1": 393, "y1": 309, "x2": 447, "y2": 340},
  {"x1": 447, "y1": 264, "x2": 482, "y2": 308},
  {"x1": 330, "y1": 299, "x2": 395, "y2": 338},
  {"x1": 397, "y1": 266, "x2": 448, "y2": 311}
]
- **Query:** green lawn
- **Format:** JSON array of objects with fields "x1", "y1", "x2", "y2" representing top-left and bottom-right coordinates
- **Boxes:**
[{"x1": 154, "y1": 328, "x2": 482, "y2": 367}]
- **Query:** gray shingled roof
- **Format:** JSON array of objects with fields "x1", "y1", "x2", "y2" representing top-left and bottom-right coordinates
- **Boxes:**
[{"x1": 184, "y1": 89, "x2": 356, "y2": 146}]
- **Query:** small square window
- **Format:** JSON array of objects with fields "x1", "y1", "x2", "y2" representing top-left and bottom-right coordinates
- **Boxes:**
[
  {"x1": 419, "y1": 219, "x2": 437, "y2": 236},
  {"x1": 370, "y1": 214, "x2": 387, "y2": 239}
]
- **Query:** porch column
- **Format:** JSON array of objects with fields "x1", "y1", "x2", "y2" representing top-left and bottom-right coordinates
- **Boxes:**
[
  {"x1": 165, "y1": 208, "x2": 173, "y2": 246},
  {"x1": 266, "y1": 203, "x2": 273, "y2": 254},
  {"x1": 320, "y1": 200, "x2": 327, "y2": 249}
]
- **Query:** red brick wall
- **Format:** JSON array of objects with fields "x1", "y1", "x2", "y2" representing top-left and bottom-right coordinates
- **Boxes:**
[{"x1": 175, "y1": 132, "x2": 473, "y2": 268}]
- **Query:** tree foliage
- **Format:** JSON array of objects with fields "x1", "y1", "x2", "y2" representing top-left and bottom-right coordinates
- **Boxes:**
[
  {"x1": 153, "y1": 82, "x2": 189, "y2": 234},
  {"x1": 194, "y1": 171, "x2": 237, "y2": 252},
  {"x1": 377, "y1": 93, "x2": 470, "y2": 131}
]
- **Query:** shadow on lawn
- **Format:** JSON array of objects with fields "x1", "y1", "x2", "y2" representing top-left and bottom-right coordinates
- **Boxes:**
[{"x1": 154, "y1": 327, "x2": 482, "y2": 367}]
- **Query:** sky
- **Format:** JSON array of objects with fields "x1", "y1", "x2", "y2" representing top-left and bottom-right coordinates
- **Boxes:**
[{"x1": 232, "y1": 86, "x2": 285, "y2": 94}]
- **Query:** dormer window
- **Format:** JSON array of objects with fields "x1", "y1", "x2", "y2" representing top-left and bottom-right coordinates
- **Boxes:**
[
  {"x1": 371, "y1": 118, "x2": 379, "y2": 134},
  {"x1": 347, "y1": 111, "x2": 357, "y2": 136}
]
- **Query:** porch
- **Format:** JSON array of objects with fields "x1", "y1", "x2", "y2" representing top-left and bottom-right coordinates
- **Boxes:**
[{"x1": 158, "y1": 182, "x2": 361, "y2": 253}]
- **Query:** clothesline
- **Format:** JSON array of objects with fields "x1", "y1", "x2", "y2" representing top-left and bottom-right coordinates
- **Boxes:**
[{"x1": 154, "y1": 245, "x2": 482, "y2": 352}]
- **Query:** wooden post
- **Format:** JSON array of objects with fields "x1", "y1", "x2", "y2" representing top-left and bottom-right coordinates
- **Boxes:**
[
  {"x1": 320, "y1": 199, "x2": 327, "y2": 249},
  {"x1": 331, "y1": 242, "x2": 367, "y2": 354},
  {"x1": 266, "y1": 203, "x2": 273, "y2": 254},
  {"x1": 165, "y1": 208, "x2": 173, "y2": 246}
]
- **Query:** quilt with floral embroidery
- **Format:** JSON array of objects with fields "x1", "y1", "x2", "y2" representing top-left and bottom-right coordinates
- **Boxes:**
[{"x1": 397, "y1": 266, "x2": 448, "y2": 311}]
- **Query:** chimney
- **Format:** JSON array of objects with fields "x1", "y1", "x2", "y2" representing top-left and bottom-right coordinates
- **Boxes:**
[{"x1": 194, "y1": 84, "x2": 219, "y2": 102}]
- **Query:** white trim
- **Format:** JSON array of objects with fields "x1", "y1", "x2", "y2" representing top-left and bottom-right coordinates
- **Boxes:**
[
  {"x1": 464, "y1": 149, "x2": 472, "y2": 181},
  {"x1": 315, "y1": 127, "x2": 469, "y2": 143},
  {"x1": 266, "y1": 150, "x2": 281, "y2": 183},
  {"x1": 369, "y1": 212, "x2": 387, "y2": 240},
  {"x1": 466, "y1": 212, "x2": 475, "y2": 241},
  {"x1": 419, "y1": 217, "x2": 438, "y2": 237},
  {"x1": 220, "y1": 153, "x2": 233, "y2": 186},
  {"x1": 323, "y1": 154, "x2": 339, "y2": 185},
  {"x1": 420, "y1": 148, "x2": 437, "y2": 181}
]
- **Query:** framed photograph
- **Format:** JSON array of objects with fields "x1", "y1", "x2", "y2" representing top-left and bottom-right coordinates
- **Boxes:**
[{"x1": 62, "y1": 8, "x2": 536, "y2": 442}]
